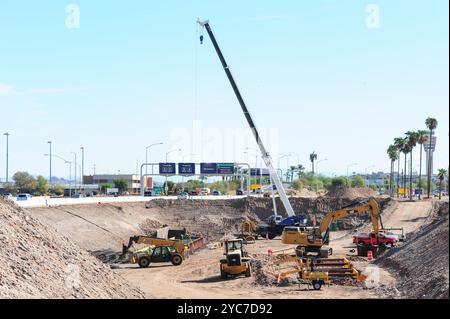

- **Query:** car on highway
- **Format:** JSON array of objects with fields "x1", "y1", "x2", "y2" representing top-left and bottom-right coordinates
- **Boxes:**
[
  {"x1": 212, "y1": 190, "x2": 221, "y2": 196},
  {"x1": 1, "y1": 193, "x2": 13, "y2": 200},
  {"x1": 71, "y1": 193, "x2": 85, "y2": 198},
  {"x1": 177, "y1": 192, "x2": 189, "y2": 200},
  {"x1": 16, "y1": 193, "x2": 32, "y2": 201}
]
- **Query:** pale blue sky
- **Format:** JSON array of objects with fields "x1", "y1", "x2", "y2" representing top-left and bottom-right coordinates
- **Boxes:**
[{"x1": 0, "y1": 0, "x2": 448, "y2": 180}]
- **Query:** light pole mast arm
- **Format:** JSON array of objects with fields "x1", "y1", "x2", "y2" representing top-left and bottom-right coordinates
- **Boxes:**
[{"x1": 198, "y1": 19, "x2": 295, "y2": 217}]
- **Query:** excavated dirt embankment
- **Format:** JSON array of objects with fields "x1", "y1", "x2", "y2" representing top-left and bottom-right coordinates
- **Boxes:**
[
  {"x1": 27, "y1": 197, "x2": 391, "y2": 255},
  {"x1": 375, "y1": 201, "x2": 449, "y2": 299},
  {"x1": 0, "y1": 199, "x2": 145, "y2": 299}
]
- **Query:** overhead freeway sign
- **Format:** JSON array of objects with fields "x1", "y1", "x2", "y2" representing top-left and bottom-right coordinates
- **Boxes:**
[
  {"x1": 178, "y1": 163, "x2": 196, "y2": 175},
  {"x1": 217, "y1": 163, "x2": 235, "y2": 175},
  {"x1": 200, "y1": 163, "x2": 218, "y2": 175},
  {"x1": 159, "y1": 163, "x2": 176, "y2": 175}
]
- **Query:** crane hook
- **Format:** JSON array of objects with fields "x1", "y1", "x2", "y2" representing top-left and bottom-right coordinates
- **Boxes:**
[{"x1": 200, "y1": 35, "x2": 204, "y2": 45}]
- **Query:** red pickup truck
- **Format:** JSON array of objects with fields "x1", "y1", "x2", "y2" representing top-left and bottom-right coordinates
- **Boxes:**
[{"x1": 353, "y1": 231, "x2": 399, "y2": 248}]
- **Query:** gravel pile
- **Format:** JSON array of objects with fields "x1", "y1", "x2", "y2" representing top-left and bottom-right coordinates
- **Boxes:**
[
  {"x1": 138, "y1": 218, "x2": 164, "y2": 236},
  {"x1": 0, "y1": 199, "x2": 145, "y2": 299}
]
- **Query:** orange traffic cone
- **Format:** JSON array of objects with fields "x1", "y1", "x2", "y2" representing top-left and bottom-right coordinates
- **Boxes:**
[{"x1": 367, "y1": 250, "x2": 373, "y2": 261}]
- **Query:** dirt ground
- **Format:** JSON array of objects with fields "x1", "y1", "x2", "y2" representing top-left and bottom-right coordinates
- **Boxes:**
[
  {"x1": 115, "y1": 199, "x2": 436, "y2": 299},
  {"x1": 24, "y1": 197, "x2": 446, "y2": 299},
  {"x1": 0, "y1": 199, "x2": 145, "y2": 299}
]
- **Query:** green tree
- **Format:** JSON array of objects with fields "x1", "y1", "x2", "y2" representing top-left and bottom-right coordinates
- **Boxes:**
[
  {"x1": 12, "y1": 172, "x2": 38, "y2": 194},
  {"x1": 425, "y1": 117, "x2": 438, "y2": 197},
  {"x1": 292, "y1": 179, "x2": 304, "y2": 191},
  {"x1": 289, "y1": 165, "x2": 297, "y2": 182},
  {"x1": 437, "y1": 169, "x2": 447, "y2": 199},
  {"x1": 394, "y1": 137, "x2": 407, "y2": 198},
  {"x1": 36, "y1": 176, "x2": 49, "y2": 195},
  {"x1": 296, "y1": 165, "x2": 305, "y2": 179},
  {"x1": 331, "y1": 176, "x2": 349, "y2": 187},
  {"x1": 416, "y1": 130, "x2": 428, "y2": 199},
  {"x1": 387, "y1": 144, "x2": 399, "y2": 197},
  {"x1": 352, "y1": 175, "x2": 365, "y2": 188},
  {"x1": 401, "y1": 142, "x2": 412, "y2": 198},
  {"x1": 309, "y1": 152, "x2": 318, "y2": 174},
  {"x1": 101, "y1": 183, "x2": 112, "y2": 193},
  {"x1": 405, "y1": 131, "x2": 419, "y2": 199},
  {"x1": 52, "y1": 185, "x2": 65, "y2": 196},
  {"x1": 114, "y1": 179, "x2": 128, "y2": 194}
]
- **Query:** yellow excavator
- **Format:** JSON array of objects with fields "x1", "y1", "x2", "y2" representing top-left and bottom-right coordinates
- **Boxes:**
[{"x1": 281, "y1": 197, "x2": 382, "y2": 258}]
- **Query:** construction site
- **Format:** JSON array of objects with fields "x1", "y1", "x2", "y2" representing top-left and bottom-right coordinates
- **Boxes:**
[
  {"x1": 1, "y1": 189, "x2": 448, "y2": 299},
  {"x1": 0, "y1": 2, "x2": 448, "y2": 303}
]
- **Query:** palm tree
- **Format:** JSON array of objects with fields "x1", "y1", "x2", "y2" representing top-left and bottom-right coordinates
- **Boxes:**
[
  {"x1": 309, "y1": 152, "x2": 318, "y2": 174},
  {"x1": 437, "y1": 168, "x2": 447, "y2": 199},
  {"x1": 401, "y1": 141, "x2": 411, "y2": 198},
  {"x1": 296, "y1": 165, "x2": 305, "y2": 179},
  {"x1": 289, "y1": 165, "x2": 297, "y2": 182},
  {"x1": 387, "y1": 144, "x2": 398, "y2": 197},
  {"x1": 394, "y1": 137, "x2": 406, "y2": 197},
  {"x1": 416, "y1": 130, "x2": 428, "y2": 199},
  {"x1": 425, "y1": 117, "x2": 438, "y2": 197},
  {"x1": 405, "y1": 131, "x2": 419, "y2": 199}
]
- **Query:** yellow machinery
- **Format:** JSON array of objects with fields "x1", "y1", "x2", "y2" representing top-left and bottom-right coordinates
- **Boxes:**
[
  {"x1": 220, "y1": 239, "x2": 252, "y2": 279},
  {"x1": 122, "y1": 235, "x2": 187, "y2": 258},
  {"x1": 238, "y1": 219, "x2": 258, "y2": 243},
  {"x1": 272, "y1": 256, "x2": 329, "y2": 290},
  {"x1": 281, "y1": 197, "x2": 381, "y2": 258},
  {"x1": 272, "y1": 254, "x2": 366, "y2": 289}
]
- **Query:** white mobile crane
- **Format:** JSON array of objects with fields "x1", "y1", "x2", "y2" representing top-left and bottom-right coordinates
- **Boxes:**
[{"x1": 197, "y1": 19, "x2": 306, "y2": 234}]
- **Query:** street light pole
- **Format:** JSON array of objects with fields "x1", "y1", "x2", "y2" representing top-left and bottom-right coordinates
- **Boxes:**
[
  {"x1": 71, "y1": 152, "x2": 77, "y2": 193},
  {"x1": 316, "y1": 159, "x2": 328, "y2": 175},
  {"x1": 146, "y1": 142, "x2": 164, "y2": 179},
  {"x1": 181, "y1": 153, "x2": 196, "y2": 193},
  {"x1": 80, "y1": 147, "x2": 84, "y2": 186},
  {"x1": 164, "y1": 148, "x2": 181, "y2": 194},
  {"x1": 4, "y1": 133, "x2": 9, "y2": 183},
  {"x1": 48, "y1": 141, "x2": 52, "y2": 184}
]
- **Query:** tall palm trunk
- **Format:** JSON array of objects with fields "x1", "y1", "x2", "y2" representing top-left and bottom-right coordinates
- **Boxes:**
[
  {"x1": 390, "y1": 160, "x2": 394, "y2": 197},
  {"x1": 418, "y1": 144, "x2": 423, "y2": 199},
  {"x1": 409, "y1": 151, "x2": 413, "y2": 200},
  {"x1": 397, "y1": 152, "x2": 401, "y2": 198},
  {"x1": 427, "y1": 129, "x2": 433, "y2": 197},
  {"x1": 403, "y1": 154, "x2": 407, "y2": 198}
]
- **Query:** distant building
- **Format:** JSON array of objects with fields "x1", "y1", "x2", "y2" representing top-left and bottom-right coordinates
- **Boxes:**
[{"x1": 83, "y1": 174, "x2": 153, "y2": 194}]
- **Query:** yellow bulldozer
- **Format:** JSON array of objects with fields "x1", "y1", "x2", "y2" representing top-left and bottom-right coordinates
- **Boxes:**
[
  {"x1": 281, "y1": 197, "x2": 381, "y2": 258},
  {"x1": 220, "y1": 239, "x2": 253, "y2": 279}
]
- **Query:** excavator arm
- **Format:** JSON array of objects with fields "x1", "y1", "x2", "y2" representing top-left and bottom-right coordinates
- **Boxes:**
[{"x1": 319, "y1": 197, "x2": 382, "y2": 239}]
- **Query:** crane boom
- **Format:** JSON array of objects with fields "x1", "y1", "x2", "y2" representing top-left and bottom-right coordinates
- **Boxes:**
[{"x1": 198, "y1": 19, "x2": 295, "y2": 217}]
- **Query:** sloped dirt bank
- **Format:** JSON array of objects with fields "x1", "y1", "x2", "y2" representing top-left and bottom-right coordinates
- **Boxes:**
[
  {"x1": 0, "y1": 199, "x2": 145, "y2": 299},
  {"x1": 374, "y1": 201, "x2": 449, "y2": 299}
]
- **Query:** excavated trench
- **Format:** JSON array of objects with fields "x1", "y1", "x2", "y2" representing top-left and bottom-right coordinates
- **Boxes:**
[{"x1": 26, "y1": 196, "x2": 392, "y2": 264}]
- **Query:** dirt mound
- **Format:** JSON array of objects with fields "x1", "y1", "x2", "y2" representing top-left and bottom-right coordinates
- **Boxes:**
[
  {"x1": 325, "y1": 187, "x2": 378, "y2": 199},
  {"x1": 0, "y1": 199, "x2": 145, "y2": 299},
  {"x1": 138, "y1": 219, "x2": 165, "y2": 236},
  {"x1": 375, "y1": 201, "x2": 449, "y2": 299},
  {"x1": 252, "y1": 255, "x2": 276, "y2": 286}
]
